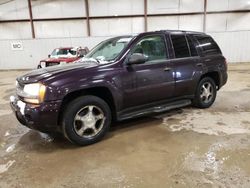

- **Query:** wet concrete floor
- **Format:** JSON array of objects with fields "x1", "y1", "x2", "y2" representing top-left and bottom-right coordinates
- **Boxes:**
[{"x1": 0, "y1": 64, "x2": 250, "y2": 187}]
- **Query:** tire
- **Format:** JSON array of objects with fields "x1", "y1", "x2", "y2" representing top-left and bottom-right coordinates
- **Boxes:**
[
  {"x1": 62, "y1": 95, "x2": 111, "y2": 146},
  {"x1": 193, "y1": 77, "x2": 217, "y2": 108}
]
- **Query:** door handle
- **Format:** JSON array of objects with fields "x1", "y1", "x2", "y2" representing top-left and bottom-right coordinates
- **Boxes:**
[
  {"x1": 196, "y1": 63, "x2": 203, "y2": 67},
  {"x1": 164, "y1": 67, "x2": 171, "y2": 71}
]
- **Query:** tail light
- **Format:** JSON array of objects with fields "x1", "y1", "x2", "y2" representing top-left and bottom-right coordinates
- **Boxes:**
[{"x1": 224, "y1": 58, "x2": 228, "y2": 71}]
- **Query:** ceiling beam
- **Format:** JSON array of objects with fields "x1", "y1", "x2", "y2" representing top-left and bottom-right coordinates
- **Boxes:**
[{"x1": 1, "y1": 9, "x2": 250, "y2": 23}]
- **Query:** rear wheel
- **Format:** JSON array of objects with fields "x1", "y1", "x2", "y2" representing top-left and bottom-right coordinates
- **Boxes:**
[
  {"x1": 193, "y1": 77, "x2": 217, "y2": 108},
  {"x1": 62, "y1": 95, "x2": 111, "y2": 146}
]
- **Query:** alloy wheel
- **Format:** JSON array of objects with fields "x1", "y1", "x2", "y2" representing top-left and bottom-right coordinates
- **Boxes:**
[
  {"x1": 200, "y1": 82, "x2": 214, "y2": 104},
  {"x1": 73, "y1": 105, "x2": 106, "y2": 138}
]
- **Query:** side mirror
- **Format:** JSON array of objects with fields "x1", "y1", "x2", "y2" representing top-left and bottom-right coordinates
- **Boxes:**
[
  {"x1": 48, "y1": 54, "x2": 51, "y2": 58},
  {"x1": 78, "y1": 49, "x2": 88, "y2": 57},
  {"x1": 128, "y1": 53, "x2": 148, "y2": 65}
]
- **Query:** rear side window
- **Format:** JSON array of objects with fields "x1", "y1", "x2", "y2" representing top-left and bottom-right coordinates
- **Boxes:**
[
  {"x1": 195, "y1": 35, "x2": 221, "y2": 55},
  {"x1": 171, "y1": 34, "x2": 190, "y2": 58},
  {"x1": 187, "y1": 36, "x2": 198, "y2": 56}
]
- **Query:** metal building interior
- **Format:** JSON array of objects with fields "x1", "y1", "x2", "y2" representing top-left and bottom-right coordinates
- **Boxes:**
[{"x1": 0, "y1": 0, "x2": 250, "y2": 187}]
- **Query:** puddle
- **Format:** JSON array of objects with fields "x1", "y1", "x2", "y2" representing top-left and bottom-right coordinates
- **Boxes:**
[
  {"x1": 181, "y1": 138, "x2": 250, "y2": 187},
  {"x1": 162, "y1": 110, "x2": 250, "y2": 136},
  {"x1": 6, "y1": 144, "x2": 15, "y2": 153}
]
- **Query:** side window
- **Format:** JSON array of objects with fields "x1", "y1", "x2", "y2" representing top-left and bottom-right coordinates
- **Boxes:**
[
  {"x1": 187, "y1": 36, "x2": 198, "y2": 56},
  {"x1": 195, "y1": 35, "x2": 221, "y2": 55},
  {"x1": 171, "y1": 34, "x2": 190, "y2": 58},
  {"x1": 131, "y1": 35, "x2": 167, "y2": 62}
]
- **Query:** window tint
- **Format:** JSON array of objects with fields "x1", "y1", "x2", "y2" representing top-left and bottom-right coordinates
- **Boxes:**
[
  {"x1": 195, "y1": 35, "x2": 221, "y2": 55},
  {"x1": 171, "y1": 35, "x2": 190, "y2": 58},
  {"x1": 187, "y1": 36, "x2": 198, "y2": 56},
  {"x1": 131, "y1": 35, "x2": 167, "y2": 62}
]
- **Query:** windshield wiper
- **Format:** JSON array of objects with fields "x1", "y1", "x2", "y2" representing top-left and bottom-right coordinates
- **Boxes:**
[{"x1": 93, "y1": 58, "x2": 100, "y2": 64}]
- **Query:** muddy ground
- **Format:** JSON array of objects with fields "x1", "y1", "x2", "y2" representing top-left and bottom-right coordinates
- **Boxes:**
[{"x1": 0, "y1": 64, "x2": 250, "y2": 188}]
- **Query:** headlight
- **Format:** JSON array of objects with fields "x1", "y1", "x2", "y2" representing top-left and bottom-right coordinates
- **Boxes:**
[
  {"x1": 40, "y1": 61, "x2": 46, "y2": 68},
  {"x1": 18, "y1": 83, "x2": 46, "y2": 104}
]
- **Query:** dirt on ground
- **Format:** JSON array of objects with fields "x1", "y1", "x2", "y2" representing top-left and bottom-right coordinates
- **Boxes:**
[{"x1": 0, "y1": 64, "x2": 250, "y2": 188}]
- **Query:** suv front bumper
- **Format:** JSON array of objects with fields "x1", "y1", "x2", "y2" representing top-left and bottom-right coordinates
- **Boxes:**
[{"x1": 10, "y1": 96, "x2": 61, "y2": 133}]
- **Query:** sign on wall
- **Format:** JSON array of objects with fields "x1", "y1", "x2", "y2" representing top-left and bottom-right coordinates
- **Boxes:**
[{"x1": 11, "y1": 42, "x2": 23, "y2": 51}]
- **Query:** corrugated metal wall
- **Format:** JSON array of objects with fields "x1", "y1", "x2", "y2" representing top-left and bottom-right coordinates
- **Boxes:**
[
  {"x1": 0, "y1": 37, "x2": 107, "y2": 69},
  {"x1": 0, "y1": 0, "x2": 250, "y2": 69}
]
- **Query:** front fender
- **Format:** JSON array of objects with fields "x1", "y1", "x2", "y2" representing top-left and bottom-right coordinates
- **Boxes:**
[{"x1": 44, "y1": 78, "x2": 122, "y2": 111}]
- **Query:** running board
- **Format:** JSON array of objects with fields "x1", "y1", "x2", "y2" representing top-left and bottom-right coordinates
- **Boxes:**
[{"x1": 117, "y1": 99, "x2": 191, "y2": 121}]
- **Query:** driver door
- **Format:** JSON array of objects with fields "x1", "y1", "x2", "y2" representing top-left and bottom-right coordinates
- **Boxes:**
[{"x1": 124, "y1": 34, "x2": 175, "y2": 107}]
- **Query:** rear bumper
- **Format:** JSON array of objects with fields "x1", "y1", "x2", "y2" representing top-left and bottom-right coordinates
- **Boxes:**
[
  {"x1": 10, "y1": 96, "x2": 61, "y2": 133},
  {"x1": 219, "y1": 71, "x2": 228, "y2": 89}
]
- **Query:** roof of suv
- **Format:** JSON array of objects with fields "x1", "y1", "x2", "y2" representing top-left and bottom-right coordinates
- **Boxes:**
[
  {"x1": 106, "y1": 30, "x2": 206, "y2": 40},
  {"x1": 153, "y1": 30, "x2": 205, "y2": 35},
  {"x1": 123, "y1": 30, "x2": 206, "y2": 38}
]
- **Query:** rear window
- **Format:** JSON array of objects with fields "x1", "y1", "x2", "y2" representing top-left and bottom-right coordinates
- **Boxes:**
[
  {"x1": 194, "y1": 35, "x2": 221, "y2": 55},
  {"x1": 171, "y1": 34, "x2": 190, "y2": 58}
]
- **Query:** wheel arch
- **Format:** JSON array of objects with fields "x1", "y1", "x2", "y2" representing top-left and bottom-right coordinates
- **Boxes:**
[
  {"x1": 199, "y1": 71, "x2": 221, "y2": 90},
  {"x1": 58, "y1": 86, "x2": 117, "y2": 126}
]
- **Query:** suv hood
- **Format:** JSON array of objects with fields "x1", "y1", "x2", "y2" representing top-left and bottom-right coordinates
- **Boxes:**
[{"x1": 17, "y1": 63, "x2": 98, "y2": 84}]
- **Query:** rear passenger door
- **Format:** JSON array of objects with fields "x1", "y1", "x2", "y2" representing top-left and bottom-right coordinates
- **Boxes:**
[{"x1": 169, "y1": 33, "x2": 202, "y2": 97}]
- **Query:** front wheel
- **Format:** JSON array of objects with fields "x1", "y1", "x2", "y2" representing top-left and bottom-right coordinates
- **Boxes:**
[
  {"x1": 193, "y1": 77, "x2": 217, "y2": 108},
  {"x1": 62, "y1": 96, "x2": 111, "y2": 146}
]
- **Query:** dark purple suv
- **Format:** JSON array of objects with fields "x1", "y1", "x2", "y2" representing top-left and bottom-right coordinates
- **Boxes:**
[{"x1": 10, "y1": 30, "x2": 227, "y2": 145}]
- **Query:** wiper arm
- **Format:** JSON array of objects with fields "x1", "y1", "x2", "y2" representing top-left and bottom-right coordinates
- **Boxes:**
[{"x1": 93, "y1": 58, "x2": 100, "y2": 64}]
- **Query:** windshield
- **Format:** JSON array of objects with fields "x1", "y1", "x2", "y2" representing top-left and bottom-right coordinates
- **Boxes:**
[
  {"x1": 51, "y1": 48, "x2": 77, "y2": 58},
  {"x1": 85, "y1": 36, "x2": 133, "y2": 62}
]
